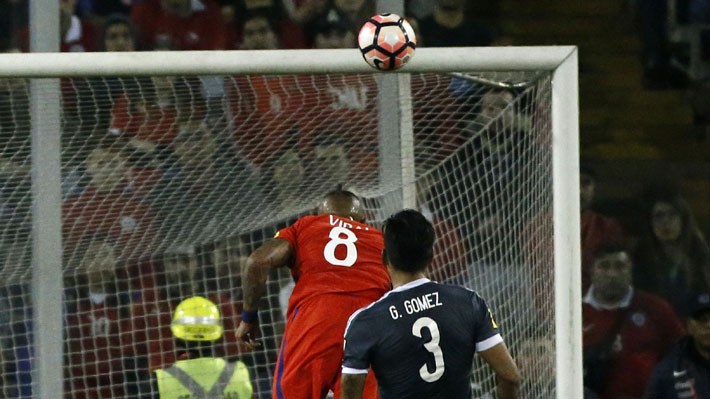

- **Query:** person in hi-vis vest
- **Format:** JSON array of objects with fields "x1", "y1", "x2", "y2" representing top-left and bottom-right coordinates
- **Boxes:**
[{"x1": 155, "y1": 296, "x2": 253, "y2": 399}]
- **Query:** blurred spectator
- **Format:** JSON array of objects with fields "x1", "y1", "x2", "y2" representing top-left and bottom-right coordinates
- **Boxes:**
[
  {"x1": 416, "y1": 0, "x2": 497, "y2": 47},
  {"x1": 580, "y1": 163, "x2": 625, "y2": 291},
  {"x1": 238, "y1": 13, "x2": 280, "y2": 49},
  {"x1": 153, "y1": 119, "x2": 259, "y2": 242},
  {"x1": 101, "y1": 13, "x2": 136, "y2": 52},
  {"x1": 219, "y1": 0, "x2": 305, "y2": 48},
  {"x1": 309, "y1": 135, "x2": 351, "y2": 188},
  {"x1": 130, "y1": 0, "x2": 229, "y2": 50},
  {"x1": 281, "y1": 0, "x2": 327, "y2": 24},
  {"x1": 416, "y1": 179, "x2": 468, "y2": 283},
  {"x1": 75, "y1": 0, "x2": 131, "y2": 19},
  {"x1": 645, "y1": 291, "x2": 710, "y2": 398},
  {"x1": 309, "y1": 8, "x2": 355, "y2": 48},
  {"x1": 633, "y1": 189, "x2": 710, "y2": 315},
  {"x1": 62, "y1": 146, "x2": 159, "y2": 260},
  {"x1": 60, "y1": 0, "x2": 99, "y2": 52},
  {"x1": 517, "y1": 337, "x2": 556, "y2": 397},
  {"x1": 208, "y1": 236, "x2": 248, "y2": 300},
  {"x1": 64, "y1": 239, "x2": 133, "y2": 399},
  {"x1": 637, "y1": 0, "x2": 688, "y2": 89},
  {"x1": 0, "y1": 0, "x2": 28, "y2": 49},
  {"x1": 12, "y1": 0, "x2": 98, "y2": 52},
  {"x1": 583, "y1": 242, "x2": 685, "y2": 399},
  {"x1": 330, "y1": 0, "x2": 373, "y2": 27},
  {"x1": 267, "y1": 147, "x2": 306, "y2": 207}
]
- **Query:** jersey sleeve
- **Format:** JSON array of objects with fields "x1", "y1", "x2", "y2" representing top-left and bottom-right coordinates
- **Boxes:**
[
  {"x1": 342, "y1": 309, "x2": 376, "y2": 374},
  {"x1": 471, "y1": 292, "x2": 503, "y2": 352},
  {"x1": 275, "y1": 218, "x2": 301, "y2": 250}
]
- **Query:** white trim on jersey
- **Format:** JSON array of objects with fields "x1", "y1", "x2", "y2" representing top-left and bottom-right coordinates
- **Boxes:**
[
  {"x1": 391, "y1": 277, "x2": 432, "y2": 292},
  {"x1": 475, "y1": 333, "x2": 504, "y2": 352},
  {"x1": 341, "y1": 366, "x2": 370, "y2": 375}
]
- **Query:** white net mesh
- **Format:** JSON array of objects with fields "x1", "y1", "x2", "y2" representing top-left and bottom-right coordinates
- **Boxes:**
[{"x1": 0, "y1": 69, "x2": 555, "y2": 398}]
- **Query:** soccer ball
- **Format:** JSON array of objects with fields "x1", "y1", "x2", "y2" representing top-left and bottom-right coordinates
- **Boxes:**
[{"x1": 358, "y1": 13, "x2": 417, "y2": 71}]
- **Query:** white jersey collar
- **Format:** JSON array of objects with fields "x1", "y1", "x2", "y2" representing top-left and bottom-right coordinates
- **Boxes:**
[
  {"x1": 583, "y1": 285, "x2": 633, "y2": 310},
  {"x1": 392, "y1": 278, "x2": 431, "y2": 292}
]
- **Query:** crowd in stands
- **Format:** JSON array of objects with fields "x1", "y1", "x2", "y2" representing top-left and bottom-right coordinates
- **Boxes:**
[{"x1": 0, "y1": 1, "x2": 708, "y2": 399}]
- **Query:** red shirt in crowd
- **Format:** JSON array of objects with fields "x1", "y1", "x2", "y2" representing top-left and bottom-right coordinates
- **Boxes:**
[
  {"x1": 130, "y1": 0, "x2": 229, "y2": 50},
  {"x1": 64, "y1": 295, "x2": 130, "y2": 399},
  {"x1": 583, "y1": 288, "x2": 685, "y2": 399},
  {"x1": 275, "y1": 214, "x2": 391, "y2": 319},
  {"x1": 62, "y1": 186, "x2": 158, "y2": 259}
]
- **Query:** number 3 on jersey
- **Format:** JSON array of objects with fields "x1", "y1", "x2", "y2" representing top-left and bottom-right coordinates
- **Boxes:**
[
  {"x1": 323, "y1": 226, "x2": 358, "y2": 267},
  {"x1": 413, "y1": 317, "x2": 445, "y2": 382}
]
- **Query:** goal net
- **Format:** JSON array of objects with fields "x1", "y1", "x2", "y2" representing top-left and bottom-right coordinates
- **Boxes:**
[{"x1": 0, "y1": 48, "x2": 579, "y2": 399}]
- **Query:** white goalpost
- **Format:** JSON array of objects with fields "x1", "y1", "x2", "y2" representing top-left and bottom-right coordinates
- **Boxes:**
[{"x1": 0, "y1": 46, "x2": 581, "y2": 399}]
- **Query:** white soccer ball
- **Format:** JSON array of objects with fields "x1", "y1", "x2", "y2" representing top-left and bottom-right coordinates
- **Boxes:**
[{"x1": 358, "y1": 13, "x2": 417, "y2": 71}]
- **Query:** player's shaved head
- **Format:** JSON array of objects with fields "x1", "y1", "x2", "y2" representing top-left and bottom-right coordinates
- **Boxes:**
[{"x1": 318, "y1": 188, "x2": 365, "y2": 222}]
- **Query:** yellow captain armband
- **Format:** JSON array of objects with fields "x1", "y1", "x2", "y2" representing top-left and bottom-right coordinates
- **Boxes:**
[{"x1": 488, "y1": 309, "x2": 499, "y2": 329}]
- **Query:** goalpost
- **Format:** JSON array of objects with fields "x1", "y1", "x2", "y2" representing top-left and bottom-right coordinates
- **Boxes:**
[{"x1": 0, "y1": 46, "x2": 581, "y2": 399}]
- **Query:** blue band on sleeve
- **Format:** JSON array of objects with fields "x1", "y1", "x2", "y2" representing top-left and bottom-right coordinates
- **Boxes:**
[{"x1": 241, "y1": 310, "x2": 259, "y2": 323}]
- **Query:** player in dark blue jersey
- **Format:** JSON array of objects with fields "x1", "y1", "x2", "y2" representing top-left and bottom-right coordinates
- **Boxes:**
[{"x1": 341, "y1": 209, "x2": 520, "y2": 399}]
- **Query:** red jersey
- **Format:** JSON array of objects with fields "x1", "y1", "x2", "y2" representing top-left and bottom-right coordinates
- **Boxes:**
[
  {"x1": 276, "y1": 214, "x2": 391, "y2": 317},
  {"x1": 583, "y1": 289, "x2": 685, "y2": 399},
  {"x1": 64, "y1": 296, "x2": 130, "y2": 399}
]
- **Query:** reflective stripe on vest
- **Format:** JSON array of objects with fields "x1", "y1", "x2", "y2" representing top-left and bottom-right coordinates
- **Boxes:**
[{"x1": 163, "y1": 360, "x2": 237, "y2": 399}]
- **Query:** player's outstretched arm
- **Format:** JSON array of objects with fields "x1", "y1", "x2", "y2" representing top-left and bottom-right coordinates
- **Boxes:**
[
  {"x1": 478, "y1": 341, "x2": 521, "y2": 399},
  {"x1": 235, "y1": 238, "x2": 293, "y2": 348},
  {"x1": 340, "y1": 373, "x2": 367, "y2": 399}
]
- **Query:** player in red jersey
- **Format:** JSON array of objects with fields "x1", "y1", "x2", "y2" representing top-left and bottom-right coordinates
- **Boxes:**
[{"x1": 235, "y1": 189, "x2": 391, "y2": 399}]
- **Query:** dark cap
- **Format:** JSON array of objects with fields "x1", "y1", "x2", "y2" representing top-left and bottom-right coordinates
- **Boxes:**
[{"x1": 687, "y1": 292, "x2": 710, "y2": 318}]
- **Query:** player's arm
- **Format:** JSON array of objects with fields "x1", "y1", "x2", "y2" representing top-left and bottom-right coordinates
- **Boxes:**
[
  {"x1": 478, "y1": 341, "x2": 521, "y2": 399},
  {"x1": 235, "y1": 238, "x2": 293, "y2": 348},
  {"x1": 340, "y1": 373, "x2": 367, "y2": 399}
]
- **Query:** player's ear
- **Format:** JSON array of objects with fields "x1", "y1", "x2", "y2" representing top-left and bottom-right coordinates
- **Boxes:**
[{"x1": 381, "y1": 249, "x2": 389, "y2": 266}]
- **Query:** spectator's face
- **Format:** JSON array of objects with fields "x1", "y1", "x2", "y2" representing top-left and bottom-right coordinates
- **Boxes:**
[
  {"x1": 688, "y1": 310, "x2": 710, "y2": 353},
  {"x1": 651, "y1": 201, "x2": 682, "y2": 242},
  {"x1": 173, "y1": 121, "x2": 218, "y2": 169},
  {"x1": 518, "y1": 338, "x2": 554, "y2": 382},
  {"x1": 314, "y1": 144, "x2": 349, "y2": 184},
  {"x1": 335, "y1": 0, "x2": 364, "y2": 13},
  {"x1": 151, "y1": 76, "x2": 176, "y2": 94},
  {"x1": 591, "y1": 251, "x2": 632, "y2": 300},
  {"x1": 161, "y1": 0, "x2": 192, "y2": 18},
  {"x1": 81, "y1": 242, "x2": 117, "y2": 287},
  {"x1": 272, "y1": 149, "x2": 304, "y2": 185},
  {"x1": 314, "y1": 30, "x2": 355, "y2": 49},
  {"x1": 579, "y1": 173, "x2": 595, "y2": 211},
  {"x1": 85, "y1": 148, "x2": 127, "y2": 192},
  {"x1": 240, "y1": 17, "x2": 279, "y2": 50},
  {"x1": 481, "y1": 91, "x2": 515, "y2": 129},
  {"x1": 104, "y1": 23, "x2": 134, "y2": 52}
]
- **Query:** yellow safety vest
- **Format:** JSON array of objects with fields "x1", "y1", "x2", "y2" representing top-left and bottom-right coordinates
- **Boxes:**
[{"x1": 155, "y1": 357, "x2": 253, "y2": 399}]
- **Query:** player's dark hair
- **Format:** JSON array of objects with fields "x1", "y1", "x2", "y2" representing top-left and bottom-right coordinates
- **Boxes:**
[{"x1": 383, "y1": 209, "x2": 435, "y2": 273}]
